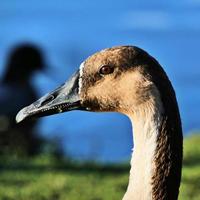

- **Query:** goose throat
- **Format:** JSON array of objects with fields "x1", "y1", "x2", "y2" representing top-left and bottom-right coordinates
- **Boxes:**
[{"x1": 123, "y1": 87, "x2": 164, "y2": 200}]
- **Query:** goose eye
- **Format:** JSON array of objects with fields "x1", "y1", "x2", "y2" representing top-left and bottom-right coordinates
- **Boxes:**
[{"x1": 99, "y1": 65, "x2": 114, "y2": 75}]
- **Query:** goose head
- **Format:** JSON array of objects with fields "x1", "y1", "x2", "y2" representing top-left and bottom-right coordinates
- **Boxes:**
[{"x1": 16, "y1": 46, "x2": 166, "y2": 122}]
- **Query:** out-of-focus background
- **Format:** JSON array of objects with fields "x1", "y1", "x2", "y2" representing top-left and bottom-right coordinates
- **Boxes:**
[{"x1": 0, "y1": 1, "x2": 199, "y2": 200}]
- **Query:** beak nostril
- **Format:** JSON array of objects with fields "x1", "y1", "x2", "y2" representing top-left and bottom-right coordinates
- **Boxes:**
[{"x1": 40, "y1": 95, "x2": 55, "y2": 107}]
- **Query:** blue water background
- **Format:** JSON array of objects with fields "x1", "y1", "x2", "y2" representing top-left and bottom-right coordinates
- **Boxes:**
[{"x1": 0, "y1": 0, "x2": 200, "y2": 162}]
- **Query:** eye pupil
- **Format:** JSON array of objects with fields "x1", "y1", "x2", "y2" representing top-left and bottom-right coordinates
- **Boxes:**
[{"x1": 99, "y1": 65, "x2": 114, "y2": 75}]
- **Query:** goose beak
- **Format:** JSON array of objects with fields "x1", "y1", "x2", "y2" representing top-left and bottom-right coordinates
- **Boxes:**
[{"x1": 16, "y1": 71, "x2": 85, "y2": 123}]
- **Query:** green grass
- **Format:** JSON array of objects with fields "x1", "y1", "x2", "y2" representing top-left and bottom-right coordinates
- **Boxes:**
[
  {"x1": 179, "y1": 134, "x2": 200, "y2": 200},
  {"x1": 0, "y1": 134, "x2": 200, "y2": 200}
]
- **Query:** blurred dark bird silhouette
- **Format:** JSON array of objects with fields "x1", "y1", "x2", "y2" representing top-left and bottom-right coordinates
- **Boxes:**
[{"x1": 0, "y1": 43, "x2": 45, "y2": 156}]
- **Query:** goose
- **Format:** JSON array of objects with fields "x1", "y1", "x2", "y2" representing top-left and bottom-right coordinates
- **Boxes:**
[{"x1": 16, "y1": 46, "x2": 183, "y2": 200}]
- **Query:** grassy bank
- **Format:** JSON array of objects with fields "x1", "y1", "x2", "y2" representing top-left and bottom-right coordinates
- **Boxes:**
[
  {"x1": 179, "y1": 134, "x2": 200, "y2": 200},
  {"x1": 0, "y1": 134, "x2": 200, "y2": 200}
]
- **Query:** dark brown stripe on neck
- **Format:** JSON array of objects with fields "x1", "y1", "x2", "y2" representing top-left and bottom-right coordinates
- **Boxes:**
[
  {"x1": 147, "y1": 56, "x2": 183, "y2": 200},
  {"x1": 131, "y1": 48, "x2": 183, "y2": 199}
]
